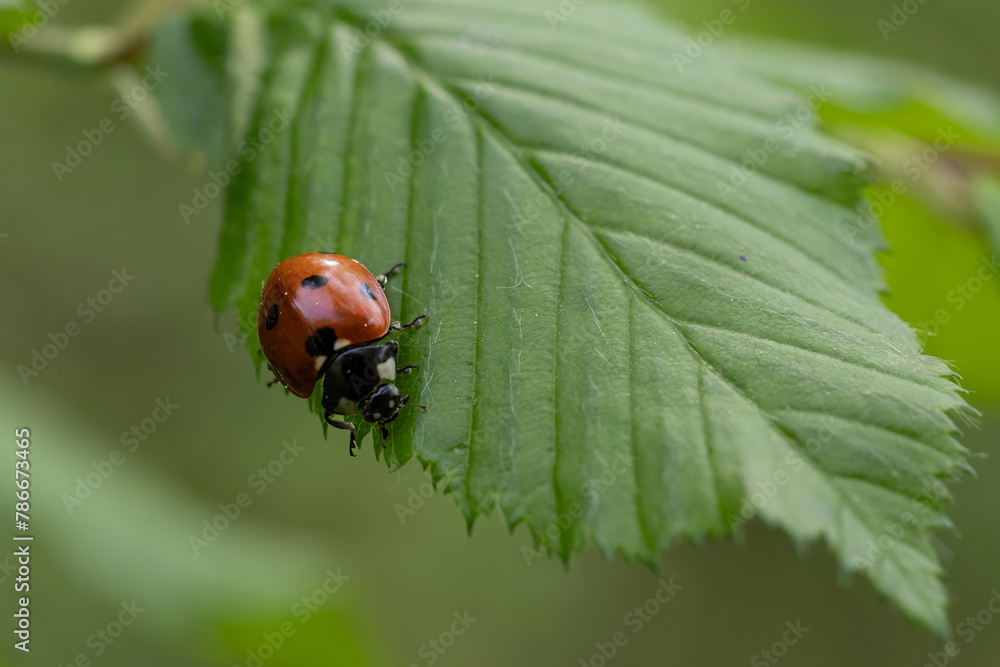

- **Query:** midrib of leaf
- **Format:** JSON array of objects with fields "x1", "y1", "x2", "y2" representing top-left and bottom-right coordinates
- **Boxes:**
[
  {"x1": 465, "y1": 127, "x2": 486, "y2": 519},
  {"x1": 550, "y1": 168, "x2": 572, "y2": 555},
  {"x1": 695, "y1": 360, "x2": 725, "y2": 533},
  {"x1": 392, "y1": 83, "x2": 425, "y2": 465}
]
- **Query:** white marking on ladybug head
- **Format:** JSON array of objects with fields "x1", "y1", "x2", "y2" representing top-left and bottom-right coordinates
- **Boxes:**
[
  {"x1": 334, "y1": 339, "x2": 351, "y2": 351},
  {"x1": 373, "y1": 412, "x2": 382, "y2": 420},
  {"x1": 335, "y1": 398, "x2": 357, "y2": 415},
  {"x1": 376, "y1": 358, "x2": 396, "y2": 381},
  {"x1": 314, "y1": 355, "x2": 327, "y2": 371},
  {"x1": 388, "y1": 400, "x2": 396, "y2": 408}
]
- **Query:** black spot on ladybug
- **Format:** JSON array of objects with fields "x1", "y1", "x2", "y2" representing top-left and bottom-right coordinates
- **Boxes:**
[
  {"x1": 359, "y1": 282, "x2": 379, "y2": 301},
  {"x1": 305, "y1": 327, "x2": 338, "y2": 356},
  {"x1": 301, "y1": 275, "x2": 329, "y2": 289},
  {"x1": 265, "y1": 304, "x2": 279, "y2": 330}
]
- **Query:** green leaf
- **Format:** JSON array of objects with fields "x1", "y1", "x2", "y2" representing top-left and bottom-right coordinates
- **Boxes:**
[
  {"x1": 148, "y1": 7, "x2": 271, "y2": 166},
  {"x1": 974, "y1": 175, "x2": 1000, "y2": 258},
  {"x1": 1, "y1": 374, "x2": 379, "y2": 664},
  {"x1": 721, "y1": 39, "x2": 1000, "y2": 224},
  {"x1": 219, "y1": 610, "x2": 376, "y2": 667},
  {"x1": 157, "y1": 0, "x2": 972, "y2": 633},
  {"x1": 716, "y1": 38, "x2": 1000, "y2": 405},
  {"x1": 721, "y1": 38, "x2": 1000, "y2": 149},
  {"x1": 0, "y1": 0, "x2": 35, "y2": 39},
  {"x1": 146, "y1": 13, "x2": 230, "y2": 166},
  {"x1": 875, "y1": 188, "x2": 1000, "y2": 408}
]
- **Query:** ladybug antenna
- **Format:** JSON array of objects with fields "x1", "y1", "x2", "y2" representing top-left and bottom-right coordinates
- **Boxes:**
[{"x1": 399, "y1": 394, "x2": 427, "y2": 411}]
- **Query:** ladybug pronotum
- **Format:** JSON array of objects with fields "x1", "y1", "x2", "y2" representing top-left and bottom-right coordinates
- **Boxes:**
[{"x1": 257, "y1": 252, "x2": 427, "y2": 455}]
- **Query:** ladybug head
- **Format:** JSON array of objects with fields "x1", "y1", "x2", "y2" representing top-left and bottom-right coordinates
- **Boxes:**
[{"x1": 359, "y1": 383, "x2": 406, "y2": 426}]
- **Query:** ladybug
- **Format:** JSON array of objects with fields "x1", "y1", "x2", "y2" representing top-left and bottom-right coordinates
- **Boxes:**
[{"x1": 257, "y1": 252, "x2": 427, "y2": 455}]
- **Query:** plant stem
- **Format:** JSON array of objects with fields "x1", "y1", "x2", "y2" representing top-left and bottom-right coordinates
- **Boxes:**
[{"x1": 1, "y1": 0, "x2": 199, "y2": 69}]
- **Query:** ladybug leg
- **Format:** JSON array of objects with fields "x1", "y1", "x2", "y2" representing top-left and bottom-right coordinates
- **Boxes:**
[
  {"x1": 265, "y1": 362, "x2": 283, "y2": 389},
  {"x1": 324, "y1": 413, "x2": 358, "y2": 456},
  {"x1": 376, "y1": 262, "x2": 406, "y2": 288},
  {"x1": 398, "y1": 364, "x2": 418, "y2": 375},
  {"x1": 391, "y1": 313, "x2": 428, "y2": 331}
]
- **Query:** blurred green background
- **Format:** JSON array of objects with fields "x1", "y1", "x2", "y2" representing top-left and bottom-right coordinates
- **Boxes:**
[{"x1": 1, "y1": 0, "x2": 998, "y2": 665}]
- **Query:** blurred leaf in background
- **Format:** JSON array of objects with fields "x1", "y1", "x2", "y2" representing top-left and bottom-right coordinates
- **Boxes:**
[
  {"x1": 0, "y1": 376, "x2": 383, "y2": 666},
  {"x1": 1, "y1": 0, "x2": 35, "y2": 42},
  {"x1": 715, "y1": 39, "x2": 1000, "y2": 405},
  {"x1": 974, "y1": 175, "x2": 1000, "y2": 255}
]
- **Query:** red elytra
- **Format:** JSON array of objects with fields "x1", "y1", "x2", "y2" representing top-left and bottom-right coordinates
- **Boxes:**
[{"x1": 256, "y1": 252, "x2": 392, "y2": 397}]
